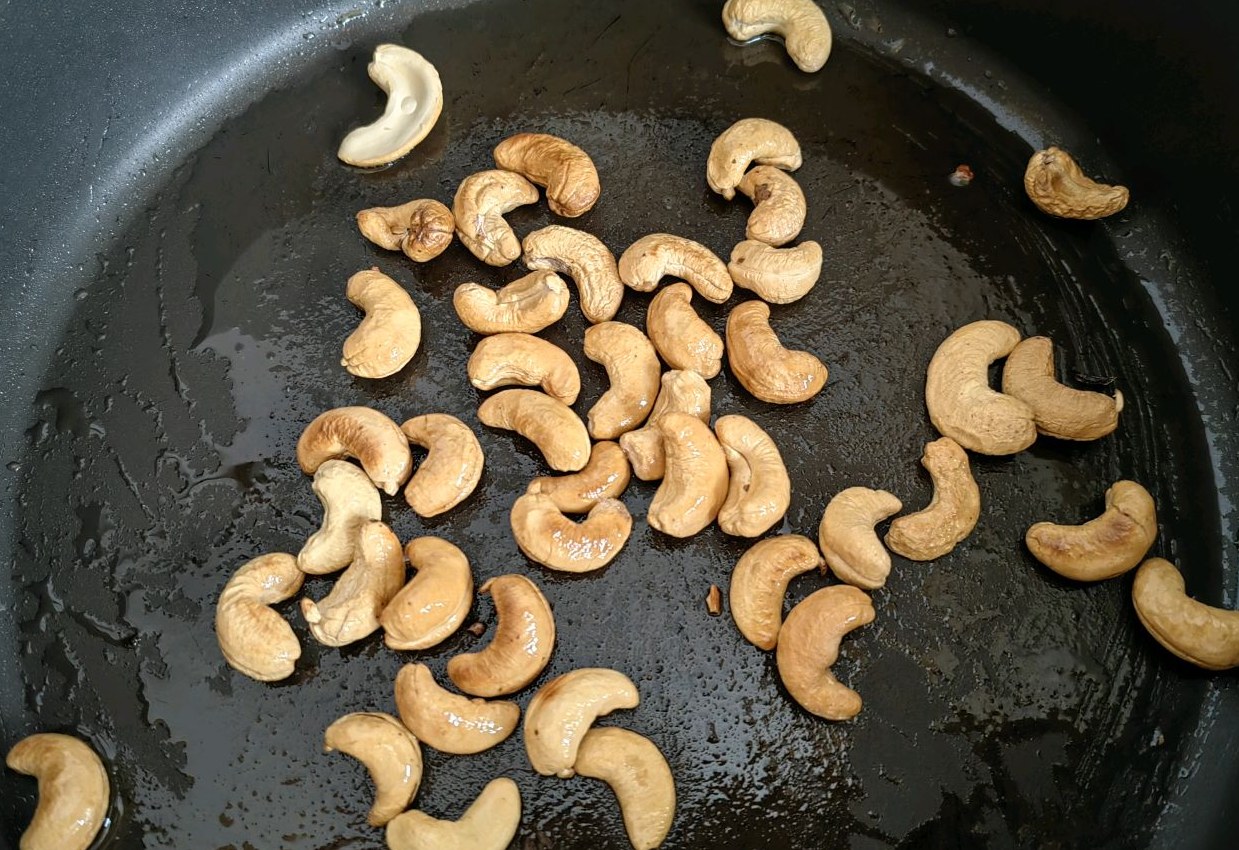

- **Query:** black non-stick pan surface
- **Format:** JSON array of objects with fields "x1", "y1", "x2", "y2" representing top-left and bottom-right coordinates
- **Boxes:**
[{"x1": 2, "y1": 0, "x2": 1238, "y2": 847}]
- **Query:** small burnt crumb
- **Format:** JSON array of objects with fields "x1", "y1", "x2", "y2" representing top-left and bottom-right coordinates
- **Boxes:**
[
  {"x1": 949, "y1": 164, "x2": 974, "y2": 187},
  {"x1": 1072, "y1": 371, "x2": 1117, "y2": 388},
  {"x1": 467, "y1": 622, "x2": 486, "y2": 637},
  {"x1": 706, "y1": 584, "x2": 723, "y2": 616}
]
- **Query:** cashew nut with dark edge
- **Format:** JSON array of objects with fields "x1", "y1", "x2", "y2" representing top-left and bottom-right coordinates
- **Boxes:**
[
  {"x1": 297, "y1": 406, "x2": 412, "y2": 496},
  {"x1": 715, "y1": 414, "x2": 791, "y2": 537},
  {"x1": 447, "y1": 574, "x2": 556, "y2": 697},
  {"x1": 478, "y1": 388, "x2": 591, "y2": 471},
  {"x1": 885, "y1": 437, "x2": 980, "y2": 562},
  {"x1": 620, "y1": 370, "x2": 712, "y2": 481},
  {"x1": 1001, "y1": 336, "x2": 1123, "y2": 441},
  {"x1": 337, "y1": 44, "x2": 442, "y2": 167},
  {"x1": 494, "y1": 132, "x2": 601, "y2": 218},
  {"x1": 722, "y1": 0, "x2": 833, "y2": 73},
  {"x1": 1132, "y1": 558, "x2": 1239, "y2": 671},
  {"x1": 216, "y1": 552, "x2": 305, "y2": 682},
  {"x1": 777, "y1": 585, "x2": 875, "y2": 720},
  {"x1": 5, "y1": 733, "x2": 110, "y2": 850},
  {"x1": 707, "y1": 117, "x2": 802, "y2": 200},
  {"x1": 400, "y1": 414, "x2": 484, "y2": 517},
  {"x1": 341, "y1": 268, "x2": 422, "y2": 379},
  {"x1": 380, "y1": 536, "x2": 473, "y2": 650},
  {"x1": 573, "y1": 727, "x2": 676, "y2": 850},
  {"x1": 469, "y1": 332, "x2": 581, "y2": 405},
  {"x1": 648, "y1": 412, "x2": 730, "y2": 537},
  {"x1": 323, "y1": 712, "x2": 422, "y2": 827},
  {"x1": 1024, "y1": 146, "x2": 1129, "y2": 220},
  {"x1": 618, "y1": 234, "x2": 734, "y2": 304},
  {"x1": 510, "y1": 493, "x2": 633, "y2": 573},
  {"x1": 301, "y1": 521, "x2": 405, "y2": 647},
  {"x1": 453, "y1": 270, "x2": 571, "y2": 335},
  {"x1": 395, "y1": 663, "x2": 520, "y2": 754},
  {"x1": 298, "y1": 460, "x2": 382, "y2": 575},
  {"x1": 727, "y1": 239, "x2": 822, "y2": 304},
  {"x1": 524, "y1": 668, "x2": 640, "y2": 777},
  {"x1": 527, "y1": 441, "x2": 631, "y2": 513},
  {"x1": 729, "y1": 534, "x2": 825, "y2": 650},
  {"x1": 357, "y1": 198, "x2": 454, "y2": 262},
  {"x1": 386, "y1": 777, "x2": 521, "y2": 850},
  {"x1": 818, "y1": 487, "x2": 903, "y2": 589},
  {"x1": 736, "y1": 165, "x2": 806, "y2": 245},
  {"x1": 523, "y1": 225, "x2": 624, "y2": 323},
  {"x1": 646, "y1": 282, "x2": 724, "y2": 379},
  {"x1": 453, "y1": 169, "x2": 540, "y2": 266},
  {"x1": 1025, "y1": 480, "x2": 1157, "y2": 581},
  {"x1": 584, "y1": 321, "x2": 662, "y2": 439},
  {"x1": 726, "y1": 300, "x2": 827, "y2": 404}
]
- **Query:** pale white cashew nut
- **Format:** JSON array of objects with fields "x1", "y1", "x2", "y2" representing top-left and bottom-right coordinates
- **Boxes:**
[
  {"x1": 386, "y1": 777, "x2": 521, "y2": 850},
  {"x1": 618, "y1": 233, "x2": 733, "y2": 304},
  {"x1": 818, "y1": 487, "x2": 903, "y2": 589},
  {"x1": 341, "y1": 268, "x2": 422, "y2": 379},
  {"x1": 453, "y1": 169, "x2": 540, "y2": 266},
  {"x1": 573, "y1": 727, "x2": 676, "y2": 850},
  {"x1": 298, "y1": 460, "x2": 382, "y2": 575},
  {"x1": 729, "y1": 534, "x2": 824, "y2": 650},
  {"x1": 1133, "y1": 558, "x2": 1239, "y2": 671},
  {"x1": 448, "y1": 574, "x2": 556, "y2": 696},
  {"x1": 727, "y1": 239, "x2": 822, "y2": 304},
  {"x1": 648, "y1": 412, "x2": 730, "y2": 537},
  {"x1": 620, "y1": 370, "x2": 712, "y2": 482},
  {"x1": 885, "y1": 437, "x2": 980, "y2": 562},
  {"x1": 478, "y1": 388, "x2": 591, "y2": 472},
  {"x1": 510, "y1": 493, "x2": 633, "y2": 573},
  {"x1": 722, "y1": 0, "x2": 833, "y2": 73},
  {"x1": 323, "y1": 712, "x2": 422, "y2": 827},
  {"x1": 584, "y1": 321, "x2": 662, "y2": 439},
  {"x1": 706, "y1": 117, "x2": 802, "y2": 200},
  {"x1": 400, "y1": 414, "x2": 484, "y2": 517},
  {"x1": 5, "y1": 733, "x2": 110, "y2": 850},
  {"x1": 468, "y1": 332, "x2": 580, "y2": 405},
  {"x1": 523, "y1": 225, "x2": 624, "y2": 323},
  {"x1": 524, "y1": 668, "x2": 640, "y2": 777},
  {"x1": 527, "y1": 441, "x2": 631, "y2": 513},
  {"x1": 395, "y1": 663, "x2": 520, "y2": 755},
  {"x1": 297, "y1": 406, "x2": 412, "y2": 496},
  {"x1": 777, "y1": 585, "x2": 875, "y2": 720},
  {"x1": 380, "y1": 536, "x2": 474, "y2": 650},
  {"x1": 216, "y1": 552, "x2": 305, "y2": 681},
  {"x1": 453, "y1": 270, "x2": 571, "y2": 335},
  {"x1": 726, "y1": 300, "x2": 827, "y2": 403},
  {"x1": 646, "y1": 282, "x2": 724, "y2": 379},
  {"x1": 735, "y1": 165, "x2": 807, "y2": 245},
  {"x1": 715, "y1": 414, "x2": 791, "y2": 537},
  {"x1": 494, "y1": 132, "x2": 601, "y2": 218},
  {"x1": 301, "y1": 521, "x2": 405, "y2": 647},
  {"x1": 338, "y1": 44, "x2": 443, "y2": 167}
]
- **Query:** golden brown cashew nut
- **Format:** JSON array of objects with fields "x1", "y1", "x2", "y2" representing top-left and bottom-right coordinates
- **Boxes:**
[
  {"x1": 885, "y1": 438, "x2": 980, "y2": 561},
  {"x1": 400, "y1": 414, "x2": 485, "y2": 517},
  {"x1": 818, "y1": 487, "x2": 903, "y2": 589},
  {"x1": 722, "y1": 0, "x2": 833, "y2": 73},
  {"x1": 323, "y1": 712, "x2": 422, "y2": 827},
  {"x1": 5, "y1": 733, "x2": 110, "y2": 850},
  {"x1": 494, "y1": 132, "x2": 601, "y2": 218},
  {"x1": 1024, "y1": 146, "x2": 1129, "y2": 220},
  {"x1": 736, "y1": 165, "x2": 806, "y2": 245},
  {"x1": 357, "y1": 198, "x2": 454, "y2": 262},
  {"x1": 1025, "y1": 480, "x2": 1157, "y2": 581},
  {"x1": 925, "y1": 320, "x2": 1036, "y2": 455},
  {"x1": 648, "y1": 412, "x2": 729, "y2": 537},
  {"x1": 447, "y1": 574, "x2": 556, "y2": 696},
  {"x1": 618, "y1": 234, "x2": 734, "y2": 304},
  {"x1": 301, "y1": 521, "x2": 405, "y2": 647},
  {"x1": 337, "y1": 45, "x2": 442, "y2": 167},
  {"x1": 620, "y1": 370, "x2": 712, "y2": 481},
  {"x1": 386, "y1": 777, "x2": 521, "y2": 850},
  {"x1": 1001, "y1": 336, "x2": 1123, "y2": 441},
  {"x1": 523, "y1": 225, "x2": 624, "y2": 323},
  {"x1": 527, "y1": 441, "x2": 631, "y2": 512},
  {"x1": 341, "y1": 268, "x2": 422, "y2": 379},
  {"x1": 726, "y1": 300, "x2": 827, "y2": 403},
  {"x1": 477, "y1": 389, "x2": 591, "y2": 472},
  {"x1": 524, "y1": 668, "x2": 640, "y2": 777},
  {"x1": 646, "y1": 283, "x2": 724, "y2": 379},
  {"x1": 573, "y1": 728, "x2": 676, "y2": 850},
  {"x1": 380, "y1": 536, "x2": 473, "y2": 650},
  {"x1": 707, "y1": 118, "x2": 802, "y2": 200},
  {"x1": 297, "y1": 406, "x2": 412, "y2": 496},
  {"x1": 584, "y1": 321, "x2": 662, "y2": 439},
  {"x1": 1132, "y1": 558, "x2": 1239, "y2": 671},
  {"x1": 776, "y1": 585, "x2": 875, "y2": 720},
  {"x1": 298, "y1": 460, "x2": 382, "y2": 575},
  {"x1": 453, "y1": 170, "x2": 540, "y2": 266},
  {"x1": 727, "y1": 240, "x2": 821, "y2": 304},
  {"x1": 395, "y1": 663, "x2": 520, "y2": 754},
  {"x1": 729, "y1": 535, "x2": 824, "y2": 650},
  {"x1": 510, "y1": 493, "x2": 633, "y2": 573},
  {"x1": 216, "y1": 552, "x2": 305, "y2": 681},
  {"x1": 469, "y1": 332, "x2": 581, "y2": 405},
  {"x1": 715, "y1": 414, "x2": 791, "y2": 537},
  {"x1": 453, "y1": 270, "x2": 571, "y2": 335}
]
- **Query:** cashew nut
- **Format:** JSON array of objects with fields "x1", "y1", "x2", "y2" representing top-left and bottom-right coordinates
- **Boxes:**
[
  {"x1": 400, "y1": 414, "x2": 484, "y2": 517},
  {"x1": 357, "y1": 198, "x2": 454, "y2": 262},
  {"x1": 494, "y1": 132, "x2": 601, "y2": 218},
  {"x1": 468, "y1": 332, "x2": 580, "y2": 405},
  {"x1": 297, "y1": 406, "x2": 412, "y2": 496},
  {"x1": 524, "y1": 668, "x2": 640, "y2": 777},
  {"x1": 453, "y1": 269, "x2": 571, "y2": 335},
  {"x1": 706, "y1": 118, "x2": 802, "y2": 200},
  {"x1": 729, "y1": 534, "x2": 824, "y2": 650},
  {"x1": 736, "y1": 165, "x2": 806, "y2": 245},
  {"x1": 477, "y1": 388, "x2": 591, "y2": 472},
  {"x1": 1000, "y1": 336, "x2": 1123, "y2": 441},
  {"x1": 618, "y1": 233, "x2": 733, "y2": 304},
  {"x1": 715, "y1": 414, "x2": 790, "y2": 537},
  {"x1": 447, "y1": 574, "x2": 556, "y2": 696},
  {"x1": 818, "y1": 487, "x2": 903, "y2": 589},
  {"x1": 395, "y1": 663, "x2": 520, "y2": 754},
  {"x1": 323, "y1": 712, "x2": 422, "y2": 827},
  {"x1": 646, "y1": 282, "x2": 724, "y2": 379},
  {"x1": 298, "y1": 460, "x2": 382, "y2": 575},
  {"x1": 453, "y1": 170, "x2": 540, "y2": 266},
  {"x1": 1132, "y1": 558, "x2": 1239, "y2": 671},
  {"x1": 5, "y1": 733, "x2": 110, "y2": 850},
  {"x1": 510, "y1": 493, "x2": 633, "y2": 573},
  {"x1": 1025, "y1": 480, "x2": 1157, "y2": 581},
  {"x1": 584, "y1": 321, "x2": 662, "y2": 439},
  {"x1": 341, "y1": 268, "x2": 422, "y2": 379},
  {"x1": 527, "y1": 440, "x2": 631, "y2": 513},
  {"x1": 301, "y1": 521, "x2": 405, "y2": 647},
  {"x1": 924, "y1": 320, "x2": 1036, "y2": 455},
  {"x1": 727, "y1": 239, "x2": 821, "y2": 304},
  {"x1": 523, "y1": 225, "x2": 624, "y2": 323},
  {"x1": 386, "y1": 777, "x2": 521, "y2": 850},
  {"x1": 215, "y1": 552, "x2": 305, "y2": 681},
  {"x1": 1024, "y1": 146, "x2": 1129, "y2": 220},
  {"x1": 573, "y1": 727, "x2": 675, "y2": 850},
  {"x1": 338, "y1": 44, "x2": 442, "y2": 168},
  {"x1": 722, "y1": 0, "x2": 833, "y2": 73},
  {"x1": 776, "y1": 585, "x2": 875, "y2": 720},
  {"x1": 648, "y1": 412, "x2": 729, "y2": 537},
  {"x1": 726, "y1": 300, "x2": 827, "y2": 403},
  {"x1": 380, "y1": 536, "x2": 473, "y2": 650},
  {"x1": 885, "y1": 438, "x2": 980, "y2": 562},
  {"x1": 620, "y1": 370, "x2": 712, "y2": 481}
]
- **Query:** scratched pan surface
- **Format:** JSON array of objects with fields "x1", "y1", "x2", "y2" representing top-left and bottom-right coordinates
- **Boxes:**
[{"x1": 1, "y1": 0, "x2": 1237, "y2": 847}]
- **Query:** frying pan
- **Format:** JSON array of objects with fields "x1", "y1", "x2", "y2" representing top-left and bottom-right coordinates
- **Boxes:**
[{"x1": 1, "y1": 0, "x2": 1236, "y2": 847}]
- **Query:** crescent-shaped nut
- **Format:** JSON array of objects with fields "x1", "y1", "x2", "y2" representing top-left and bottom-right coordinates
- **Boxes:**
[
  {"x1": 706, "y1": 118, "x2": 802, "y2": 200},
  {"x1": 447, "y1": 574, "x2": 556, "y2": 697},
  {"x1": 573, "y1": 727, "x2": 676, "y2": 850},
  {"x1": 454, "y1": 270, "x2": 571, "y2": 335},
  {"x1": 338, "y1": 44, "x2": 443, "y2": 168},
  {"x1": 925, "y1": 320, "x2": 1036, "y2": 455},
  {"x1": 727, "y1": 240, "x2": 821, "y2": 304},
  {"x1": 1024, "y1": 146, "x2": 1129, "y2": 220},
  {"x1": 297, "y1": 406, "x2": 412, "y2": 496},
  {"x1": 510, "y1": 493, "x2": 633, "y2": 573},
  {"x1": 618, "y1": 234, "x2": 734, "y2": 304},
  {"x1": 356, "y1": 198, "x2": 454, "y2": 262},
  {"x1": 524, "y1": 668, "x2": 640, "y2": 778},
  {"x1": 380, "y1": 536, "x2": 474, "y2": 650},
  {"x1": 620, "y1": 370, "x2": 712, "y2": 482},
  {"x1": 523, "y1": 225, "x2": 624, "y2": 323},
  {"x1": 5, "y1": 733, "x2": 110, "y2": 850},
  {"x1": 323, "y1": 712, "x2": 422, "y2": 827},
  {"x1": 735, "y1": 165, "x2": 806, "y2": 245},
  {"x1": 395, "y1": 663, "x2": 520, "y2": 754},
  {"x1": 885, "y1": 438, "x2": 980, "y2": 562},
  {"x1": 646, "y1": 282, "x2": 724, "y2": 379},
  {"x1": 648, "y1": 412, "x2": 729, "y2": 537},
  {"x1": 1000, "y1": 336, "x2": 1123, "y2": 441},
  {"x1": 494, "y1": 132, "x2": 601, "y2": 218},
  {"x1": 726, "y1": 300, "x2": 827, "y2": 404},
  {"x1": 818, "y1": 487, "x2": 903, "y2": 589},
  {"x1": 400, "y1": 414, "x2": 485, "y2": 517},
  {"x1": 301, "y1": 521, "x2": 405, "y2": 647},
  {"x1": 584, "y1": 322, "x2": 662, "y2": 439},
  {"x1": 468, "y1": 333, "x2": 581, "y2": 405},
  {"x1": 1132, "y1": 558, "x2": 1239, "y2": 671},
  {"x1": 478, "y1": 389, "x2": 591, "y2": 472},
  {"x1": 776, "y1": 585, "x2": 875, "y2": 720},
  {"x1": 386, "y1": 777, "x2": 521, "y2": 850},
  {"x1": 298, "y1": 460, "x2": 382, "y2": 575},
  {"x1": 215, "y1": 552, "x2": 305, "y2": 681},
  {"x1": 722, "y1": 0, "x2": 834, "y2": 73},
  {"x1": 527, "y1": 441, "x2": 631, "y2": 513},
  {"x1": 453, "y1": 170, "x2": 541, "y2": 266},
  {"x1": 729, "y1": 535, "x2": 825, "y2": 650},
  {"x1": 715, "y1": 414, "x2": 791, "y2": 537},
  {"x1": 1025, "y1": 480, "x2": 1157, "y2": 581},
  {"x1": 341, "y1": 268, "x2": 422, "y2": 379}
]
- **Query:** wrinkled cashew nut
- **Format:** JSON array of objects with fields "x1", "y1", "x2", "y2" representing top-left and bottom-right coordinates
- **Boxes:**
[
  {"x1": 818, "y1": 487, "x2": 903, "y2": 589},
  {"x1": 722, "y1": 0, "x2": 833, "y2": 73},
  {"x1": 736, "y1": 165, "x2": 806, "y2": 245},
  {"x1": 648, "y1": 412, "x2": 730, "y2": 538},
  {"x1": 1132, "y1": 558, "x2": 1239, "y2": 671},
  {"x1": 726, "y1": 300, "x2": 827, "y2": 404},
  {"x1": 216, "y1": 552, "x2": 305, "y2": 681},
  {"x1": 1001, "y1": 336, "x2": 1123, "y2": 441},
  {"x1": 707, "y1": 117, "x2": 802, "y2": 200},
  {"x1": 386, "y1": 778, "x2": 521, "y2": 850},
  {"x1": 510, "y1": 493, "x2": 633, "y2": 573},
  {"x1": 573, "y1": 727, "x2": 676, "y2": 850},
  {"x1": 885, "y1": 438, "x2": 980, "y2": 562},
  {"x1": 297, "y1": 406, "x2": 412, "y2": 496},
  {"x1": 469, "y1": 332, "x2": 581, "y2": 405},
  {"x1": 715, "y1": 414, "x2": 791, "y2": 537},
  {"x1": 453, "y1": 170, "x2": 540, "y2": 266},
  {"x1": 338, "y1": 44, "x2": 442, "y2": 168},
  {"x1": 729, "y1": 534, "x2": 824, "y2": 651},
  {"x1": 5, "y1": 733, "x2": 110, "y2": 850},
  {"x1": 527, "y1": 441, "x2": 632, "y2": 513},
  {"x1": 646, "y1": 282, "x2": 724, "y2": 379},
  {"x1": 620, "y1": 370, "x2": 712, "y2": 482},
  {"x1": 380, "y1": 536, "x2": 474, "y2": 650},
  {"x1": 400, "y1": 414, "x2": 485, "y2": 517},
  {"x1": 777, "y1": 585, "x2": 875, "y2": 720},
  {"x1": 357, "y1": 198, "x2": 454, "y2": 262},
  {"x1": 478, "y1": 389, "x2": 591, "y2": 472},
  {"x1": 298, "y1": 460, "x2": 382, "y2": 575},
  {"x1": 618, "y1": 233, "x2": 734, "y2": 304},
  {"x1": 395, "y1": 663, "x2": 520, "y2": 755},
  {"x1": 323, "y1": 712, "x2": 422, "y2": 827},
  {"x1": 494, "y1": 132, "x2": 601, "y2": 218},
  {"x1": 301, "y1": 521, "x2": 405, "y2": 647},
  {"x1": 523, "y1": 225, "x2": 624, "y2": 323},
  {"x1": 453, "y1": 270, "x2": 571, "y2": 335},
  {"x1": 524, "y1": 668, "x2": 640, "y2": 777},
  {"x1": 727, "y1": 239, "x2": 821, "y2": 304},
  {"x1": 584, "y1": 321, "x2": 662, "y2": 439},
  {"x1": 1024, "y1": 146, "x2": 1129, "y2": 220},
  {"x1": 448, "y1": 574, "x2": 556, "y2": 697},
  {"x1": 341, "y1": 268, "x2": 422, "y2": 379},
  {"x1": 1026, "y1": 480, "x2": 1157, "y2": 581}
]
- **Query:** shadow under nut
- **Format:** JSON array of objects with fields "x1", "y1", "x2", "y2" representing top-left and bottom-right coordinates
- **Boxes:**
[
  {"x1": 296, "y1": 406, "x2": 412, "y2": 496},
  {"x1": 885, "y1": 437, "x2": 980, "y2": 562},
  {"x1": 726, "y1": 300, "x2": 827, "y2": 404},
  {"x1": 776, "y1": 585, "x2": 875, "y2": 720},
  {"x1": 1132, "y1": 558, "x2": 1239, "y2": 671},
  {"x1": 1025, "y1": 480, "x2": 1157, "y2": 581}
]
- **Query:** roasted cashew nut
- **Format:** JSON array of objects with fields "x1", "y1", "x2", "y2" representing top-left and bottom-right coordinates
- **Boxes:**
[
  {"x1": 584, "y1": 321, "x2": 662, "y2": 439},
  {"x1": 1001, "y1": 336, "x2": 1123, "y2": 441},
  {"x1": 736, "y1": 165, "x2": 806, "y2": 245},
  {"x1": 453, "y1": 170, "x2": 541, "y2": 266},
  {"x1": 722, "y1": 0, "x2": 833, "y2": 73},
  {"x1": 494, "y1": 132, "x2": 601, "y2": 218},
  {"x1": 776, "y1": 585, "x2": 875, "y2": 720},
  {"x1": 727, "y1": 239, "x2": 821, "y2": 304},
  {"x1": 468, "y1": 332, "x2": 581, "y2": 405},
  {"x1": 216, "y1": 552, "x2": 305, "y2": 681},
  {"x1": 478, "y1": 388, "x2": 591, "y2": 472},
  {"x1": 298, "y1": 460, "x2": 382, "y2": 575},
  {"x1": 524, "y1": 668, "x2": 640, "y2": 777},
  {"x1": 726, "y1": 300, "x2": 827, "y2": 403},
  {"x1": 1024, "y1": 146, "x2": 1129, "y2": 220},
  {"x1": 618, "y1": 233, "x2": 734, "y2": 304},
  {"x1": 715, "y1": 414, "x2": 790, "y2": 537},
  {"x1": 338, "y1": 44, "x2": 443, "y2": 167},
  {"x1": 523, "y1": 225, "x2": 624, "y2": 323},
  {"x1": 620, "y1": 370, "x2": 712, "y2": 481},
  {"x1": 323, "y1": 712, "x2": 422, "y2": 827},
  {"x1": 297, "y1": 406, "x2": 412, "y2": 496},
  {"x1": 527, "y1": 441, "x2": 631, "y2": 513},
  {"x1": 573, "y1": 727, "x2": 676, "y2": 850},
  {"x1": 510, "y1": 493, "x2": 633, "y2": 573},
  {"x1": 400, "y1": 414, "x2": 484, "y2": 517},
  {"x1": 1132, "y1": 558, "x2": 1239, "y2": 671},
  {"x1": 453, "y1": 270, "x2": 571, "y2": 335},
  {"x1": 648, "y1": 412, "x2": 730, "y2": 537},
  {"x1": 301, "y1": 521, "x2": 405, "y2": 647},
  {"x1": 729, "y1": 534, "x2": 824, "y2": 650},
  {"x1": 1025, "y1": 480, "x2": 1157, "y2": 581},
  {"x1": 885, "y1": 438, "x2": 980, "y2": 562},
  {"x1": 646, "y1": 282, "x2": 724, "y2": 379},
  {"x1": 380, "y1": 536, "x2": 474, "y2": 650},
  {"x1": 706, "y1": 117, "x2": 802, "y2": 200},
  {"x1": 5, "y1": 733, "x2": 110, "y2": 850},
  {"x1": 395, "y1": 663, "x2": 520, "y2": 754},
  {"x1": 386, "y1": 777, "x2": 521, "y2": 850},
  {"x1": 357, "y1": 198, "x2": 454, "y2": 262},
  {"x1": 818, "y1": 487, "x2": 903, "y2": 589},
  {"x1": 341, "y1": 268, "x2": 422, "y2": 379},
  {"x1": 447, "y1": 574, "x2": 556, "y2": 697}
]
